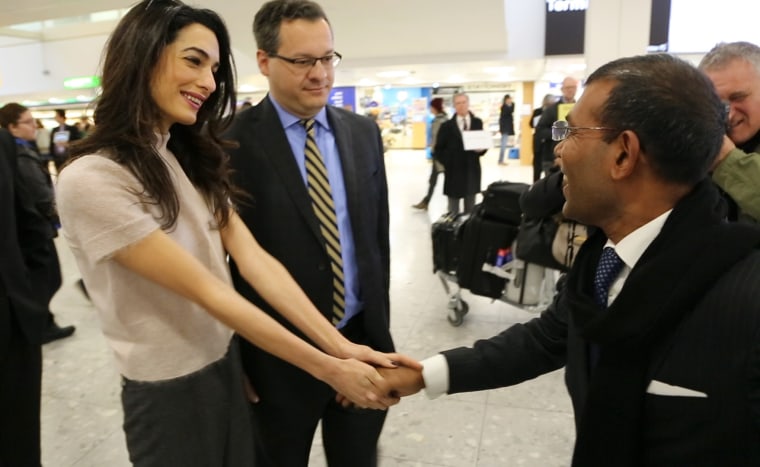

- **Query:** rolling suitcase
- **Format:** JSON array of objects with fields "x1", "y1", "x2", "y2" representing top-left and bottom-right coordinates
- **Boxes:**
[
  {"x1": 456, "y1": 206, "x2": 519, "y2": 298},
  {"x1": 431, "y1": 213, "x2": 466, "y2": 274}
]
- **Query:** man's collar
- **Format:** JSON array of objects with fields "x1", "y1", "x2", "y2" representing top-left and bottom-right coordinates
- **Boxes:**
[
  {"x1": 267, "y1": 94, "x2": 329, "y2": 130},
  {"x1": 739, "y1": 130, "x2": 760, "y2": 153}
]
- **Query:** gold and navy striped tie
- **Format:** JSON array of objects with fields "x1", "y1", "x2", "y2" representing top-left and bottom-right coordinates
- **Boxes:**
[{"x1": 302, "y1": 119, "x2": 345, "y2": 325}]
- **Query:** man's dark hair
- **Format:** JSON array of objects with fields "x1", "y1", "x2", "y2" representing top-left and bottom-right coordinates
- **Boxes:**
[
  {"x1": 0, "y1": 103, "x2": 28, "y2": 129},
  {"x1": 55, "y1": 109, "x2": 66, "y2": 119},
  {"x1": 587, "y1": 54, "x2": 725, "y2": 185},
  {"x1": 253, "y1": 0, "x2": 330, "y2": 54}
]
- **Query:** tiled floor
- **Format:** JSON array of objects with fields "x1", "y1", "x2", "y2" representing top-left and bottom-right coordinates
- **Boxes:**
[{"x1": 41, "y1": 148, "x2": 575, "y2": 466}]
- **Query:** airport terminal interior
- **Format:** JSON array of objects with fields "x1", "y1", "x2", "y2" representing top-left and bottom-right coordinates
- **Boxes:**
[
  {"x1": 2, "y1": 0, "x2": 756, "y2": 465},
  {"x1": 42, "y1": 152, "x2": 574, "y2": 467}
]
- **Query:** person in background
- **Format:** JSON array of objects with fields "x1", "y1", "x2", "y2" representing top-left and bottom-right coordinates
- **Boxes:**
[
  {"x1": 49, "y1": 109, "x2": 82, "y2": 172},
  {"x1": 530, "y1": 93, "x2": 559, "y2": 181},
  {"x1": 55, "y1": 1, "x2": 415, "y2": 465},
  {"x1": 35, "y1": 119, "x2": 51, "y2": 160},
  {"x1": 379, "y1": 54, "x2": 760, "y2": 466},
  {"x1": 533, "y1": 77, "x2": 578, "y2": 180},
  {"x1": 699, "y1": 41, "x2": 760, "y2": 222},
  {"x1": 435, "y1": 91, "x2": 487, "y2": 215},
  {"x1": 412, "y1": 97, "x2": 447, "y2": 211},
  {"x1": 76, "y1": 115, "x2": 93, "y2": 137},
  {"x1": 0, "y1": 103, "x2": 76, "y2": 344},
  {"x1": 0, "y1": 126, "x2": 47, "y2": 467},
  {"x1": 496, "y1": 93, "x2": 515, "y2": 166}
]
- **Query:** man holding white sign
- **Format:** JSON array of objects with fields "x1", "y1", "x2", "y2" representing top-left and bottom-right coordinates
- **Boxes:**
[{"x1": 434, "y1": 92, "x2": 488, "y2": 214}]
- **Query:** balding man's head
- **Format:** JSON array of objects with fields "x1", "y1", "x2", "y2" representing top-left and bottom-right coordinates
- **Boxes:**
[{"x1": 561, "y1": 77, "x2": 578, "y2": 102}]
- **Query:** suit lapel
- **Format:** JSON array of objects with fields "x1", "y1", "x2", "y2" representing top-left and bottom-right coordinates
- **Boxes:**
[{"x1": 257, "y1": 98, "x2": 323, "y2": 242}]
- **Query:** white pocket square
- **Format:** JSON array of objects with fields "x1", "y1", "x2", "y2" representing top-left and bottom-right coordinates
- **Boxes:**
[{"x1": 646, "y1": 380, "x2": 707, "y2": 398}]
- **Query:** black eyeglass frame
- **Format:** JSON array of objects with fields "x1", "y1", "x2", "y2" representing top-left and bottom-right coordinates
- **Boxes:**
[{"x1": 267, "y1": 52, "x2": 343, "y2": 70}]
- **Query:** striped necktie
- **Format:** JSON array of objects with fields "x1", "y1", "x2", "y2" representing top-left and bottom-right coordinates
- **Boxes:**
[{"x1": 302, "y1": 119, "x2": 345, "y2": 325}]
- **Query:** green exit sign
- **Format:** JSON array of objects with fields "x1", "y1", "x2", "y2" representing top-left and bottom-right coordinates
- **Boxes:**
[{"x1": 63, "y1": 76, "x2": 101, "y2": 89}]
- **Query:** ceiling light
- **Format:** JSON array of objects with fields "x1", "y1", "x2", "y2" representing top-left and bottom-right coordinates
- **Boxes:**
[
  {"x1": 358, "y1": 78, "x2": 378, "y2": 87},
  {"x1": 445, "y1": 74, "x2": 465, "y2": 83},
  {"x1": 483, "y1": 66, "x2": 515, "y2": 74},
  {"x1": 400, "y1": 77, "x2": 422, "y2": 85},
  {"x1": 376, "y1": 70, "x2": 410, "y2": 78}
]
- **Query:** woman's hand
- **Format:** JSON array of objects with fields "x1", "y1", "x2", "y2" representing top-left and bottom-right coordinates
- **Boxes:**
[
  {"x1": 336, "y1": 341, "x2": 422, "y2": 371},
  {"x1": 321, "y1": 357, "x2": 400, "y2": 410}
]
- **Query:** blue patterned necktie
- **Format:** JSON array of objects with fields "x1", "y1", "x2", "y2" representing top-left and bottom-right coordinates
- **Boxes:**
[
  {"x1": 589, "y1": 247, "x2": 624, "y2": 369},
  {"x1": 593, "y1": 247, "x2": 624, "y2": 308}
]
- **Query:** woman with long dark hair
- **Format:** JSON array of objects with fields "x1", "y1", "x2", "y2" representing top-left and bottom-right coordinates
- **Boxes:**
[{"x1": 56, "y1": 1, "x2": 417, "y2": 465}]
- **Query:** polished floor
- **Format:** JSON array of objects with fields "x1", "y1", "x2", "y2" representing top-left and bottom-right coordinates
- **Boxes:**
[{"x1": 41, "y1": 148, "x2": 575, "y2": 467}]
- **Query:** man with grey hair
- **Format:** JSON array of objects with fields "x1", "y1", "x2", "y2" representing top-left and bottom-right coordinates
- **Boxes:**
[
  {"x1": 434, "y1": 91, "x2": 487, "y2": 214},
  {"x1": 699, "y1": 41, "x2": 760, "y2": 222}
]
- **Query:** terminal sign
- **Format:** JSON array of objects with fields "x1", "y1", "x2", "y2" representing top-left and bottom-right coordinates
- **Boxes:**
[
  {"x1": 546, "y1": 0, "x2": 588, "y2": 12},
  {"x1": 63, "y1": 76, "x2": 101, "y2": 89}
]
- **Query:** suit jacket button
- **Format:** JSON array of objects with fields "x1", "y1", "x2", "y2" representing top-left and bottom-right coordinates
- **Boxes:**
[{"x1": 318, "y1": 263, "x2": 327, "y2": 271}]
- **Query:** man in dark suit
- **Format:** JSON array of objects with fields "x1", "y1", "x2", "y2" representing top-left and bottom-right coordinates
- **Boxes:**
[
  {"x1": 434, "y1": 92, "x2": 487, "y2": 214},
  {"x1": 49, "y1": 109, "x2": 82, "y2": 172},
  {"x1": 381, "y1": 54, "x2": 760, "y2": 466},
  {"x1": 0, "y1": 128, "x2": 47, "y2": 465},
  {"x1": 533, "y1": 76, "x2": 578, "y2": 180},
  {"x1": 224, "y1": 1, "x2": 396, "y2": 465}
]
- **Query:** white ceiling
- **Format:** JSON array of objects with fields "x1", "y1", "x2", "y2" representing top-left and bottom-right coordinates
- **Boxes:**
[{"x1": 0, "y1": 0, "x2": 586, "y2": 103}]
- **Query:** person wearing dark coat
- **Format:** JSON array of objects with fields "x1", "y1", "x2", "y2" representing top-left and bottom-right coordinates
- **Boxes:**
[
  {"x1": 530, "y1": 93, "x2": 559, "y2": 181},
  {"x1": 49, "y1": 108, "x2": 82, "y2": 172},
  {"x1": 533, "y1": 77, "x2": 578, "y2": 180},
  {"x1": 434, "y1": 92, "x2": 487, "y2": 214},
  {"x1": 496, "y1": 94, "x2": 515, "y2": 165},
  {"x1": 1, "y1": 103, "x2": 75, "y2": 345},
  {"x1": 0, "y1": 125, "x2": 47, "y2": 467}
]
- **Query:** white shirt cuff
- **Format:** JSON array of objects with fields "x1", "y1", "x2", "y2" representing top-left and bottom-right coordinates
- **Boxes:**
[{"x1": 421, "y1": 354, "x2": 449, "y2": 399}]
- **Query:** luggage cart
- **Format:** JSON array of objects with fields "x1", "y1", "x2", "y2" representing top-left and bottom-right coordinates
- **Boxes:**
[{"x1": 437, "y1": 257, "x2": 557, "y2": 327}]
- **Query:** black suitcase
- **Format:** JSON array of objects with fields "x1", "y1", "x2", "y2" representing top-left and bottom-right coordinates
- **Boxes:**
[
  {"x1": 456, "y1": 206, "x2": 520, "y2": 298},
  {"x1": 431, "y1": 213, "x2": 466, "y2": 274},
  {"x1": 481, "y1": 181, "x2": 529, "y2": 225}
]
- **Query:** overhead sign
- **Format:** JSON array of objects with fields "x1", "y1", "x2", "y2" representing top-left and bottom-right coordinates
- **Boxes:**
[
  {"x1": 63, "y1": 76, "x2": 101, "y2": 89},
  {"x1": 545, "y1": 0, "x2": 587, "y2": 55}
]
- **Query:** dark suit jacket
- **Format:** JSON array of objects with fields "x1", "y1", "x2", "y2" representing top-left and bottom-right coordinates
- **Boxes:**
[
  {"x1": 0, "y1": 129, "x2": 46, "y2": 354},
  {"x1": 533, "y1": 100, "x2": 566, "y2": 164},
  {"x1": 435, "y1": 113, "x2": 487, "y2": 198},
  {"x1": 49, "y1": 123, "x2": 81, "y2": 164},
  {"x1": 442, "y1": 196, "x2": 760, "y2": 465},
  {"x1": 224, "y1": 96, "x2": 394, "y2": 361}
]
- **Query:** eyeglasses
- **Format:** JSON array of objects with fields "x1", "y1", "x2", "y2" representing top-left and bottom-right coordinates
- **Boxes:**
[
  {"x1": 268, "y1": 52, "x2": 342, "y2": 71},
  {"x1": 16, "y1": 119, "x2": 36, "y2": 126},
  {"x1": 551, "y1": 120, "x2": 617, "y2": 141}
]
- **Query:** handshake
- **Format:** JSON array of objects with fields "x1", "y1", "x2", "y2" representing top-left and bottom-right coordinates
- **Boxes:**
[{"x1": 335, "y1": 363, "x2": 427, "y2": 409}]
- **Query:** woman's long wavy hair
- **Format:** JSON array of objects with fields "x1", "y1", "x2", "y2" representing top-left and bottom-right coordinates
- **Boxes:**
[{"x1": 68, "y1": 0, "x2": 240, "y2": 230}]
